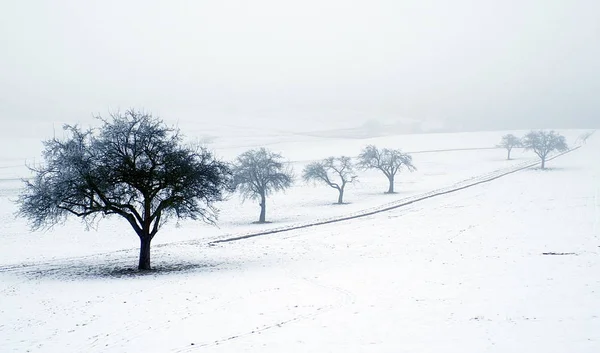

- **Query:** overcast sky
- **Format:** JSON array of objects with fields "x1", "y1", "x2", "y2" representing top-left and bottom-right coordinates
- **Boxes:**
[{"x1": 1, "y1": 0, "x2": 599, "y2": 133}]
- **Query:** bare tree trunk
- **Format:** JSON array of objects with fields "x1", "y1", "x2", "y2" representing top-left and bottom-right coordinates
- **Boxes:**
[
  {"x1": 138, "y1": 235, "x2": 152, "y2": 270},
  {"x1": 541, "y1": 157, "x2": 546, "y2": 169},
  {"x1": 507, "y1": 148, "x2": 512, "y2": 160},
  {"x1": 337, "y1": 188, "x2": 344, "y2": 204},
  {"x1": 258, "y1": 194, "x2": 266, "y2": 223},
  {"x1": 386, "y1": 174, "x2": 395, "y2": 193}
]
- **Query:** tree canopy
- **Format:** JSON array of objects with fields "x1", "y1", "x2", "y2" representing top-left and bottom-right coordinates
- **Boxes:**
[
  {"x1": 358, "y1": 145, "x2": 416, "y2": 193},
  {"x1": 498, "y1": 134, "x2": 522, "y2": 160},
  {"x1": 231, "y1": 148, "x2": 293, "y2": 223},
  {"x1": 522, "y1": 130, "x2": 568, "y2": 169},
  {"x1": 17, "y1": 110, "x2": 232, "y2": 270},
  {"x1": 302, "y1": 156, "x2": 357, "y2": 204}
]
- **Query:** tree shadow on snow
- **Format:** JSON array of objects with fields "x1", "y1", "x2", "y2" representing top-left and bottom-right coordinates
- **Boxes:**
[
  {"x1": 528, "y1": 166, "x2": 580, "y2": 172},
  {"x1": 490, "y1": 157, "x2": 522, "y2": 162},
  {"x1": 361, "y1": 190, "x2": 417, "y2": 197},
  {"x1": 12, "y1": 258, "x2": 233, "y2": 281}
]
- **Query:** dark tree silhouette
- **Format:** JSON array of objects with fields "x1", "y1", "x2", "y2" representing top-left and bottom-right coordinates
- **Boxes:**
[
  {"x1": 302, "y1": 156, "x2": 357, "y2": 204},
  {"x1": 358, "y1": 145, "x2": 416, "y2": 193},
  {"x1": 498, "y1": 134, "x2": 522, "y2": 160},
  {"x1": 231, "y1": 148, "x2": 293, "y2": 223},
  {"x1": 17, "y1": 110, "x2": 232, "y2": 270},
  {"x1": 522, "y1": 130, "x2": 568, "y2": 169}
]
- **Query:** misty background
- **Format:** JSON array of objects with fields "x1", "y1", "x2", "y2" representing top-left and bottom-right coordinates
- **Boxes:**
[{"x1": 1, "y1": 0, "x2": 599, "y2": 138}]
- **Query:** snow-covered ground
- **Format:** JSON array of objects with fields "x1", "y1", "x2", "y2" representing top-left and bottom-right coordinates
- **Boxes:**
[
  {"x1": 1, "y1": 129, "x2": 598, "y2": 352},
  {"x1": 0, "y1": 129, "x2": 585, "y2": 264}
]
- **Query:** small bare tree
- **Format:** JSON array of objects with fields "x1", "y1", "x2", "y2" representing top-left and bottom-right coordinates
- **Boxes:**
[
  {"x1": 302, "y1": 156, "x2": 357, "y2": 204},
  {"x1": 498, "y1": 134, "x2": 522, "y2": 160},
  {"x1": 231, "y1": 148, "x2": 293, "y2": 223},
  {"x1": 577, "y1": 130, "x2": 595, "y2": 145},
  {"x1": 358, "y1": 145, "x2": 416, "y2": 193},
  {"x1": 522, "y1": 130, "x2": 568, "y2": 169},
  {"x1": 17, "y1": 110, "x2": 232, "y2": 270}
]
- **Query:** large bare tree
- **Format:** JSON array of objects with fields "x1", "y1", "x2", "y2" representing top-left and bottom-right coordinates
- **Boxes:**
[
  {"x1": 302, "y1": 156, "x2": 357, "y2": 204},
  {"x1": 17, "y1": 110, "x2": 232, "y2": 270},
  {"x1": 522, "y1": 130, "x2": 568, "y2": 169},
  {"x1": 231, "y1": 148, "x2": 293, "y2": 223},
  {"x1": 358, "y1": 145, "x2": 416, "y2": 193}
]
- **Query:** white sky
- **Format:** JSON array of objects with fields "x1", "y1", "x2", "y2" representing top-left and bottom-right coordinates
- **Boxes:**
[{"x1": 1, "y1": 0, "x2": 599, "y2": 133}]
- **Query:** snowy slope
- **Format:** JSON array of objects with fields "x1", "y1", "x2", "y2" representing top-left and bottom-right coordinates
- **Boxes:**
[{"x1": 0, "y1": 131, "x2": 598, "y2": 352}]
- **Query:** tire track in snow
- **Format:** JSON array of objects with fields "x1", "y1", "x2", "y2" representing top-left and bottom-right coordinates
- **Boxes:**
[
  {"x1": 82, "y1": 293, "x2": 249, "y2": 353},
  {"x1": 171, "y1": 314, "x2": 309, "y2": 352},
  {"x1": 169, "y1": 274, "x2": 356, "y2": 352}
]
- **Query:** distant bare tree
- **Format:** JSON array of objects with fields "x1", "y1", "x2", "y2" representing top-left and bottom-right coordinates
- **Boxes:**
[
  {"x1": 302, "y1": 156, "x2": 357, "y2": 204},
  {"x1": 522, "y1": 130, "x2": 568, "y2": 169},
  {"x1": 577, "y1": 130, "x2": 595, "y2": 145},
  {"x1": 498, "y1": 134, "x2": 522, "y2": 160},
  {"x1": 358, "y1": 145, "x2": 416, "y2": 193},
  {"x1": 17, "y1": 110, "x2": 232, "y2": 270},
  {"x1": 231, "y1": 148, "x2": 293, "y2": 223}
]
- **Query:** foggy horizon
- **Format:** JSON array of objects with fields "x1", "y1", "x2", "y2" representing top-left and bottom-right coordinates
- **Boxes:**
[{"x1": 2, "y1": 0, "x2": 599, "y2": 134}]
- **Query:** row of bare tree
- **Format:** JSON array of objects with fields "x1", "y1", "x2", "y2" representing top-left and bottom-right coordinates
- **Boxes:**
[
  {"x1": 498, "y1": 131, "x2": 568, "y2": 169},
  {"x1": 17, "y1": 111, "x2": 419, "y2": 269},
  {"x1": 16, "y1": 110, "x2": 576, "y2": 270},
  {"x1": 230, "y1": 146, "x2": 416, "y2": 223}
]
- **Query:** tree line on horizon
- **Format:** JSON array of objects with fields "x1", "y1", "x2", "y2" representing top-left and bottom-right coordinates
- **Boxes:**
[{"x1": 16, "y1": 110, "x2": 575, "y2": 270}]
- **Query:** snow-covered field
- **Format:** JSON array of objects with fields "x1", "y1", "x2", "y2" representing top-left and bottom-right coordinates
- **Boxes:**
[
  {"x1": 0, "y1": 129, "x2": 581, "y2": 264},
  {"x1": 1, "y1": 128, "x2": 598, "y2": 352}
]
